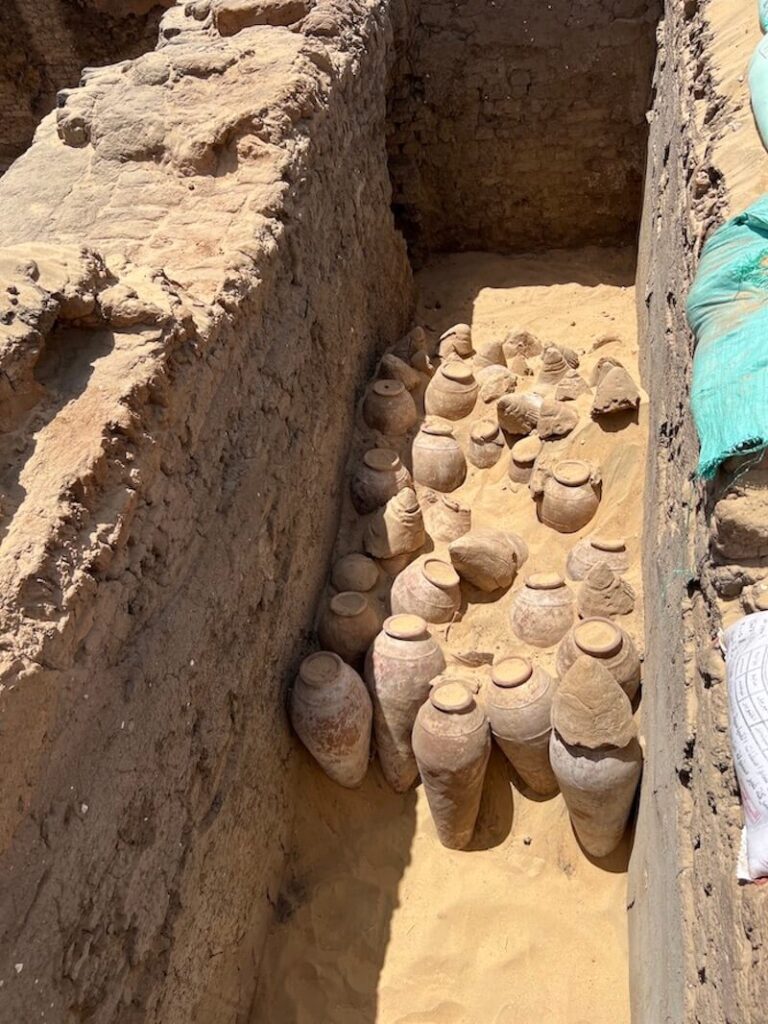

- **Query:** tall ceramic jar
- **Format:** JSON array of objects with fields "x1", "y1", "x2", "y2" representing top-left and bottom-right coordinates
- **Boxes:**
[
  {"x1": 566, "y1": 535, "x2": 630, "y2": 581},
  {"x1": 550, "y1": 731, "x2": 642, "y2": 857},
  {"x1": 317, "y1": 591, "x2": 380, "y2": 665},
  {"x1": 362, "y1": 379, "x2": 418, "y2": 435},
  {"x1": 412, "y1": 418, "x2": 467, "y2": 492},
  {"x1": 424, "y1": 362, "x2": 478, "y2": 420},
  {"x1": 390, "y1": 556, "x2": 461, "y2": 623},
  {"x1": 412, "y1": 681, "x2": 491, "y2": 849},
  {"x1": 351, "y1": 448, "x2": 412, "y2": 514},
  {"x1": 485, "y1": 656, "x2": 558, "y2": 795},
  {"x1": 508, "y1": 435, "x2": 542, "y2": 483},
  {"x1": 290, "y1": 651, "x2": 372, "y2": 788},
  {"x1": 364, "y1": 614, "x2": 446, "y2": 792},
  {"x1": 555, "y1": 617, "x2": 641, "y2": 701},
  {"x1": 468, "y1": 420, "x2": 505, "y2": 468},
  {"x1": 535, "y1": 460, "x2": 601, "y2": 533},
  {"x1": 509, "y1": 572, "x2": 575, "y2": 647}
]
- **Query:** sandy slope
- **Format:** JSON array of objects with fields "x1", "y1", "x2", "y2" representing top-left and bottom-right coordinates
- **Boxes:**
[{"x1": 251, "y1": 248, "x2": 644, "y2": 1024}]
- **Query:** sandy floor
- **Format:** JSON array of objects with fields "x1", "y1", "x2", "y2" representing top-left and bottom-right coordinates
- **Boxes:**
[{"x1": 250, "y1": 248, "x2": 645, "y2": 1024}]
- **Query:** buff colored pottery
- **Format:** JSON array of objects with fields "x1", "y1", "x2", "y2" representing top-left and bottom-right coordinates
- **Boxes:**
[
  {"x1": 509, "y1": 572, "x2": 575, "y2": 647},
  {"x1": 412, "y1": 418, "x2": 467, "y2": 492},
  {"x1": 364, "y1": 614, "x2": 446, "y2": 791},
  {"x1": 424, "y1": 362, "x2": 478, "y2": 420},
  {"x1": 508, "y1": 435, "x2": 542, "y2": 483},
  {"x1": 362, "y1": 379, "x2": 418, "y2": 435},
  {"x1": 317, "y1": 591, "x2": 380, "y2": 664},
  {"x1": 331, "y1": 553, "x2": 379, "y2": 593},
  {"x1": 390, "y1": 556, "x2": 461, "y2": 624},
  {"x1": 290, "y1": 652, "x2": 372, "y2": 788},
  {"x1": 486, "y1": 656, "x2": 558, "y2": 794},
  {"x1": 364, "y1": 487, "x2": 425, "y2": 559},
  {"x1": 468, "y1": 420, "x2": 505, "y2": 468},
  {"x1": 550, "y1": 729, "x2": 642, "y2": 857},
  {"x1": 555, "y1": 617, "x2": 641, "y2": 701},
  {"x1": 351, "y1": 448, "x2": 412, "y2": 514},
  {"x1": 412, "y1": 681, "x2": 491, "y2": 849},
  {"x1": 425, "y1": 492, "x2": 472, "y2": 543},
  {"x1": 536, "y1": 460, "x2": 601, "y2": 533},
  {"x1": 566, "y1": 535, "x2": 630, "y2": 581}
]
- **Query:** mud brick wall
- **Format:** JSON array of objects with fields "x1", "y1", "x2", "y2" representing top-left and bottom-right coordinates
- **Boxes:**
[
  {"x1": 387, "y1": 0, "x2": 661, "y2": 257},
  {"x1": 0, "y1": 0, "x2": 170, "y2": 174}
]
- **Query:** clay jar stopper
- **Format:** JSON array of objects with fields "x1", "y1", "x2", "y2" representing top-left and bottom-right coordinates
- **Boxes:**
[
  {"x1": 442, "y1": 362, "x2": 474, "y2": 384},
  {"x1": 511, "y1": 435, "x2": 542, "y2": 464},
  {"x1": 492, "y1": 656, "x2": 533, "y2": 688},
  {"x1": 300, "y1": 651, "x2": 342, "y2": 687},
  {"x1": 542, "y1": 346, "x2": 566, "y2": 369},
  {"x1": 384, "y1": 613, "x2": 428, "y2": 640},
  {"x1": 431, "y1": 681, "x2": 474, "y2": 713},
  {"x1": 526, "y1": 571, "x2": 565, "y2": 591},
  {"x1": 471, "y1": 419, "x2": 499, "y2": 442},
  {"x1": 573, "y1": 617, "x2": 622, "y2": 658},
  {"x1": 372, "y1": 379, "x2": 405, "y2": 398},
  {"x1": 364, "y1": 447, "x2": 402, "y2": 472},
  {"x1": 330, "y1": 591, "x2": 369, "y2": 619},
  {"x1": 553, "y1": 460, "x2": 591, "y2": 487},
  {"x1": 422, "y1": 416, "x2": 454, "y2": 437},
  {"x1": 591, "y1": 535, "x2": 626, "y2": 553},
  {"x1": 423, "y1": 558, "x2": 460, "y2": 590}
]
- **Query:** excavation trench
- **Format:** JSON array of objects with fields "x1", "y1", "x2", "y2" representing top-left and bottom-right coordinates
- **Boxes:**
[{"x1": 252, "y1": 248, "x2": 644, "y2": 1023}]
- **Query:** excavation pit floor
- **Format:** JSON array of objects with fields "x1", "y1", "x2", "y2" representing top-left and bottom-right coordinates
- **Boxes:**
[{"x1": 251, "y1": 247, "x2": 645, "y2": 1024}]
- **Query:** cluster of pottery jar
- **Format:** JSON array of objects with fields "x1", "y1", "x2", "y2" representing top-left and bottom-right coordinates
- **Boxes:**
[{"x1": 289, "y1": 321, "x2": 644, "y2": 857}]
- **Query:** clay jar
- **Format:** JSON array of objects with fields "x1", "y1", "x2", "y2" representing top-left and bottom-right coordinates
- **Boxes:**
[
  {"x1": 362, "y1": 379, "x2": 418, "y2": 435},
  {"x1": 537, "y1": 346, "x2": 570, "y2": 386},
  {"x1": 556, "y1": 617, "x2": 641, "y2": 701},
  {"x1": 412, "y1": 681, "x2": 491, "y2": 849},
  {"x1": 364, "y1": 487, "x2": 425, "y2": 559},
  {"x1": 351, "y1": 448, "x2": 412, "y2": 514},
  {"x1": 364, "y1": 614, "x2": 446, "y2": 792},
  {"x1": 412, "y1": 418, "x2": 467, "y2": 492},
  {"x1": 509, "y1": 572, "x2": 575, "y2": 648},
  {"x1": 317, "y1": 591, "x2": 380, "y2": 664},
  {"x1": 468, "y1": 420, "x2": 505, "y2": 469},
  {"x1": 424, "y1": 361, "x2": 478, "y2": 420},
  {"x1": 508, "y1": 435, "x2": 542, "y2": 484},
  {"x1": 566, "y1": 535, "x2": 630, "y2": 581},
  {"x1": 485, "y1": 657, "x2": 558, "y2": 795},
  {"x1": 550, "y1": 729, "x2": 642, "y2": 857},
  {"x1": 497, "y1": 392, "x2": 543, "y2": 436},
  {"x1": 331, "y1": 553, "x2": 378, "y2": 592},
  {"x1": 290, "y1": 651, "x2": 372, "y2": 788},
  {"x1": 536, "y1": 460, "x2": 601, "y2": 534},
  {"x1": 425, "y1": 492, "x2": 471, "y2": 543},
  {"x1": 438, "y1": 323, "x2": 473, "y2": 359},
  {"x1": 390, "y1": 556, "x2": 461, "y2": 624}
]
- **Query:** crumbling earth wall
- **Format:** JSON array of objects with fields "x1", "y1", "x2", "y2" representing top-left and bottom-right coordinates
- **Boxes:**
[
  {"x1": 0, "y1": 0, "x2": 173, "y2": 174},
  {"x1": 632, "y1": 0, "x2": 768, "y2": 1020},
  {"x1": 386, "y1": 0, "x2": 662, "y2": 257},
  {"x1": 0, "y1": 3, "x2": 411, "y2": 1021}
]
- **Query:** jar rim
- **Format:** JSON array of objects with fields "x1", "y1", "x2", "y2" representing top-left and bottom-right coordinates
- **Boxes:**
[
  {"x1": 372, "y1": 379, "x2": 405, "y2": 397},
  {"x1": 492, "y1": 656, "x2": 533, "y2": 687},
  {"x1": 526, "y1": 571, "x2": 564, "y2": 591},
  {"x1": 553, "y1": 460, "x2": 591, "y2": 487},
  {"x1": 300, "y1": 651, "x2": 342, "y2": 687},
  {"x1": 424, "y1": 558, "x2": 460, "y2": 589},
  {"x1": 363, "y1": 447, "x2": 400, "y2": 472},
  {"x1": 430, "y1": 681, "x2": 474, "y2": 712},
  {"x1": 442, "y1": 362, "x2": 474, "y2": 384},
  {"x1": 574, "y1": 617, "x2": 622, "y2": 657},
  {"x1": 384, "y1": 613, "x2": 428, "y2": 640},
  {"x1": 330, "y1": 591, "x2": 368, "y2": 617}
]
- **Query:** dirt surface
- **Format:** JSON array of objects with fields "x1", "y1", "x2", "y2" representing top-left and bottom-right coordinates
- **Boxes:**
[{"x1": 252, "y1": 247, "x2": 644, "y2": 1024}]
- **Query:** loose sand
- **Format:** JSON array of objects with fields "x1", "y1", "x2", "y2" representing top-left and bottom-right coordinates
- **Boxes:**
[{"x1": 251, "y1": 248, "x2": 645, "y2": 1024}]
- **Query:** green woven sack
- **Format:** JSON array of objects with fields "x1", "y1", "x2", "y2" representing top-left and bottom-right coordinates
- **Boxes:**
[{"x1": 687, "y1": 197, "x2": 768, "y2": 477}]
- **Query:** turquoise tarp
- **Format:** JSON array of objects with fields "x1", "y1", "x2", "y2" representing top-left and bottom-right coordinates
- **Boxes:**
[
  {"x1": 750, "y1": 36, "x2": 768, "y2": 149},
  {"x1": 760, "y1": 0, "x2": 768, "y2": 32},
  {"x1": 687, "y1": 196, "x2": 768, "y2": 477}
]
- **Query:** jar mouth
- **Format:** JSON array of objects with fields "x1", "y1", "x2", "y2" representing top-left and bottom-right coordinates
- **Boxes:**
[
  {"x1": 526, "y1": 572, "x2": 564, "y2": 591},
  {"x1": 422, "y1": 416, "x2": 454, "y2": 437},
  {"x1": 300, "y1": 651, "x2": 342, "y2": 687},
  {"x1": 384, "y1": 613, "x2": 427, "y2": 640},
  {"x1": 424, "y1": 558, "x2": 460, "y2": 589},
  {"x1": 471, "y1": 419, "x2": 498, "y2": 442},
  {"x1": 372, "y1": 379, "x2": 405, "y2": 397},
  {"x1": 442, "y1": 362, "x2": 474, "y2": 384},
  {"x1": 511, "y1": 436, "x2": 542, "y2": 463},
  {"x1": 330, "y1": 591, "x2": 368, "y2": 618},
  {"x1": 553, "y1": 460, "x2": 590, "y2": 487},
  {"x1": 364, "y1": 447, "x2": 400, "y2": 472},
  {"x1": 430, "y1": 681, "x2": 474, "y2": 712},
  {"x1": 574, "y1": 618, "x2": 622, "y2": 657},
  {"x1": 591, "y1": 536, "x2": 626, "y2": 553},
  {"x1": 492, "y1": 656, "x2": 533, "y2": 687}
]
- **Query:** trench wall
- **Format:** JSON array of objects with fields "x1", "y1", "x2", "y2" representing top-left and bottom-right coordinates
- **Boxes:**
[
  {"x1": 0, "y1": 0, "x2": 173, "y2": 175},
  {"x1": 386, "y1": 0, "x2": 661, "y2": 257},
  {"x1": 0, "y1": 3, "x2": 411, "y2": 1022},
  {"x1": 633, "y1": 0, "x2": 768, "y2": 1020}
]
